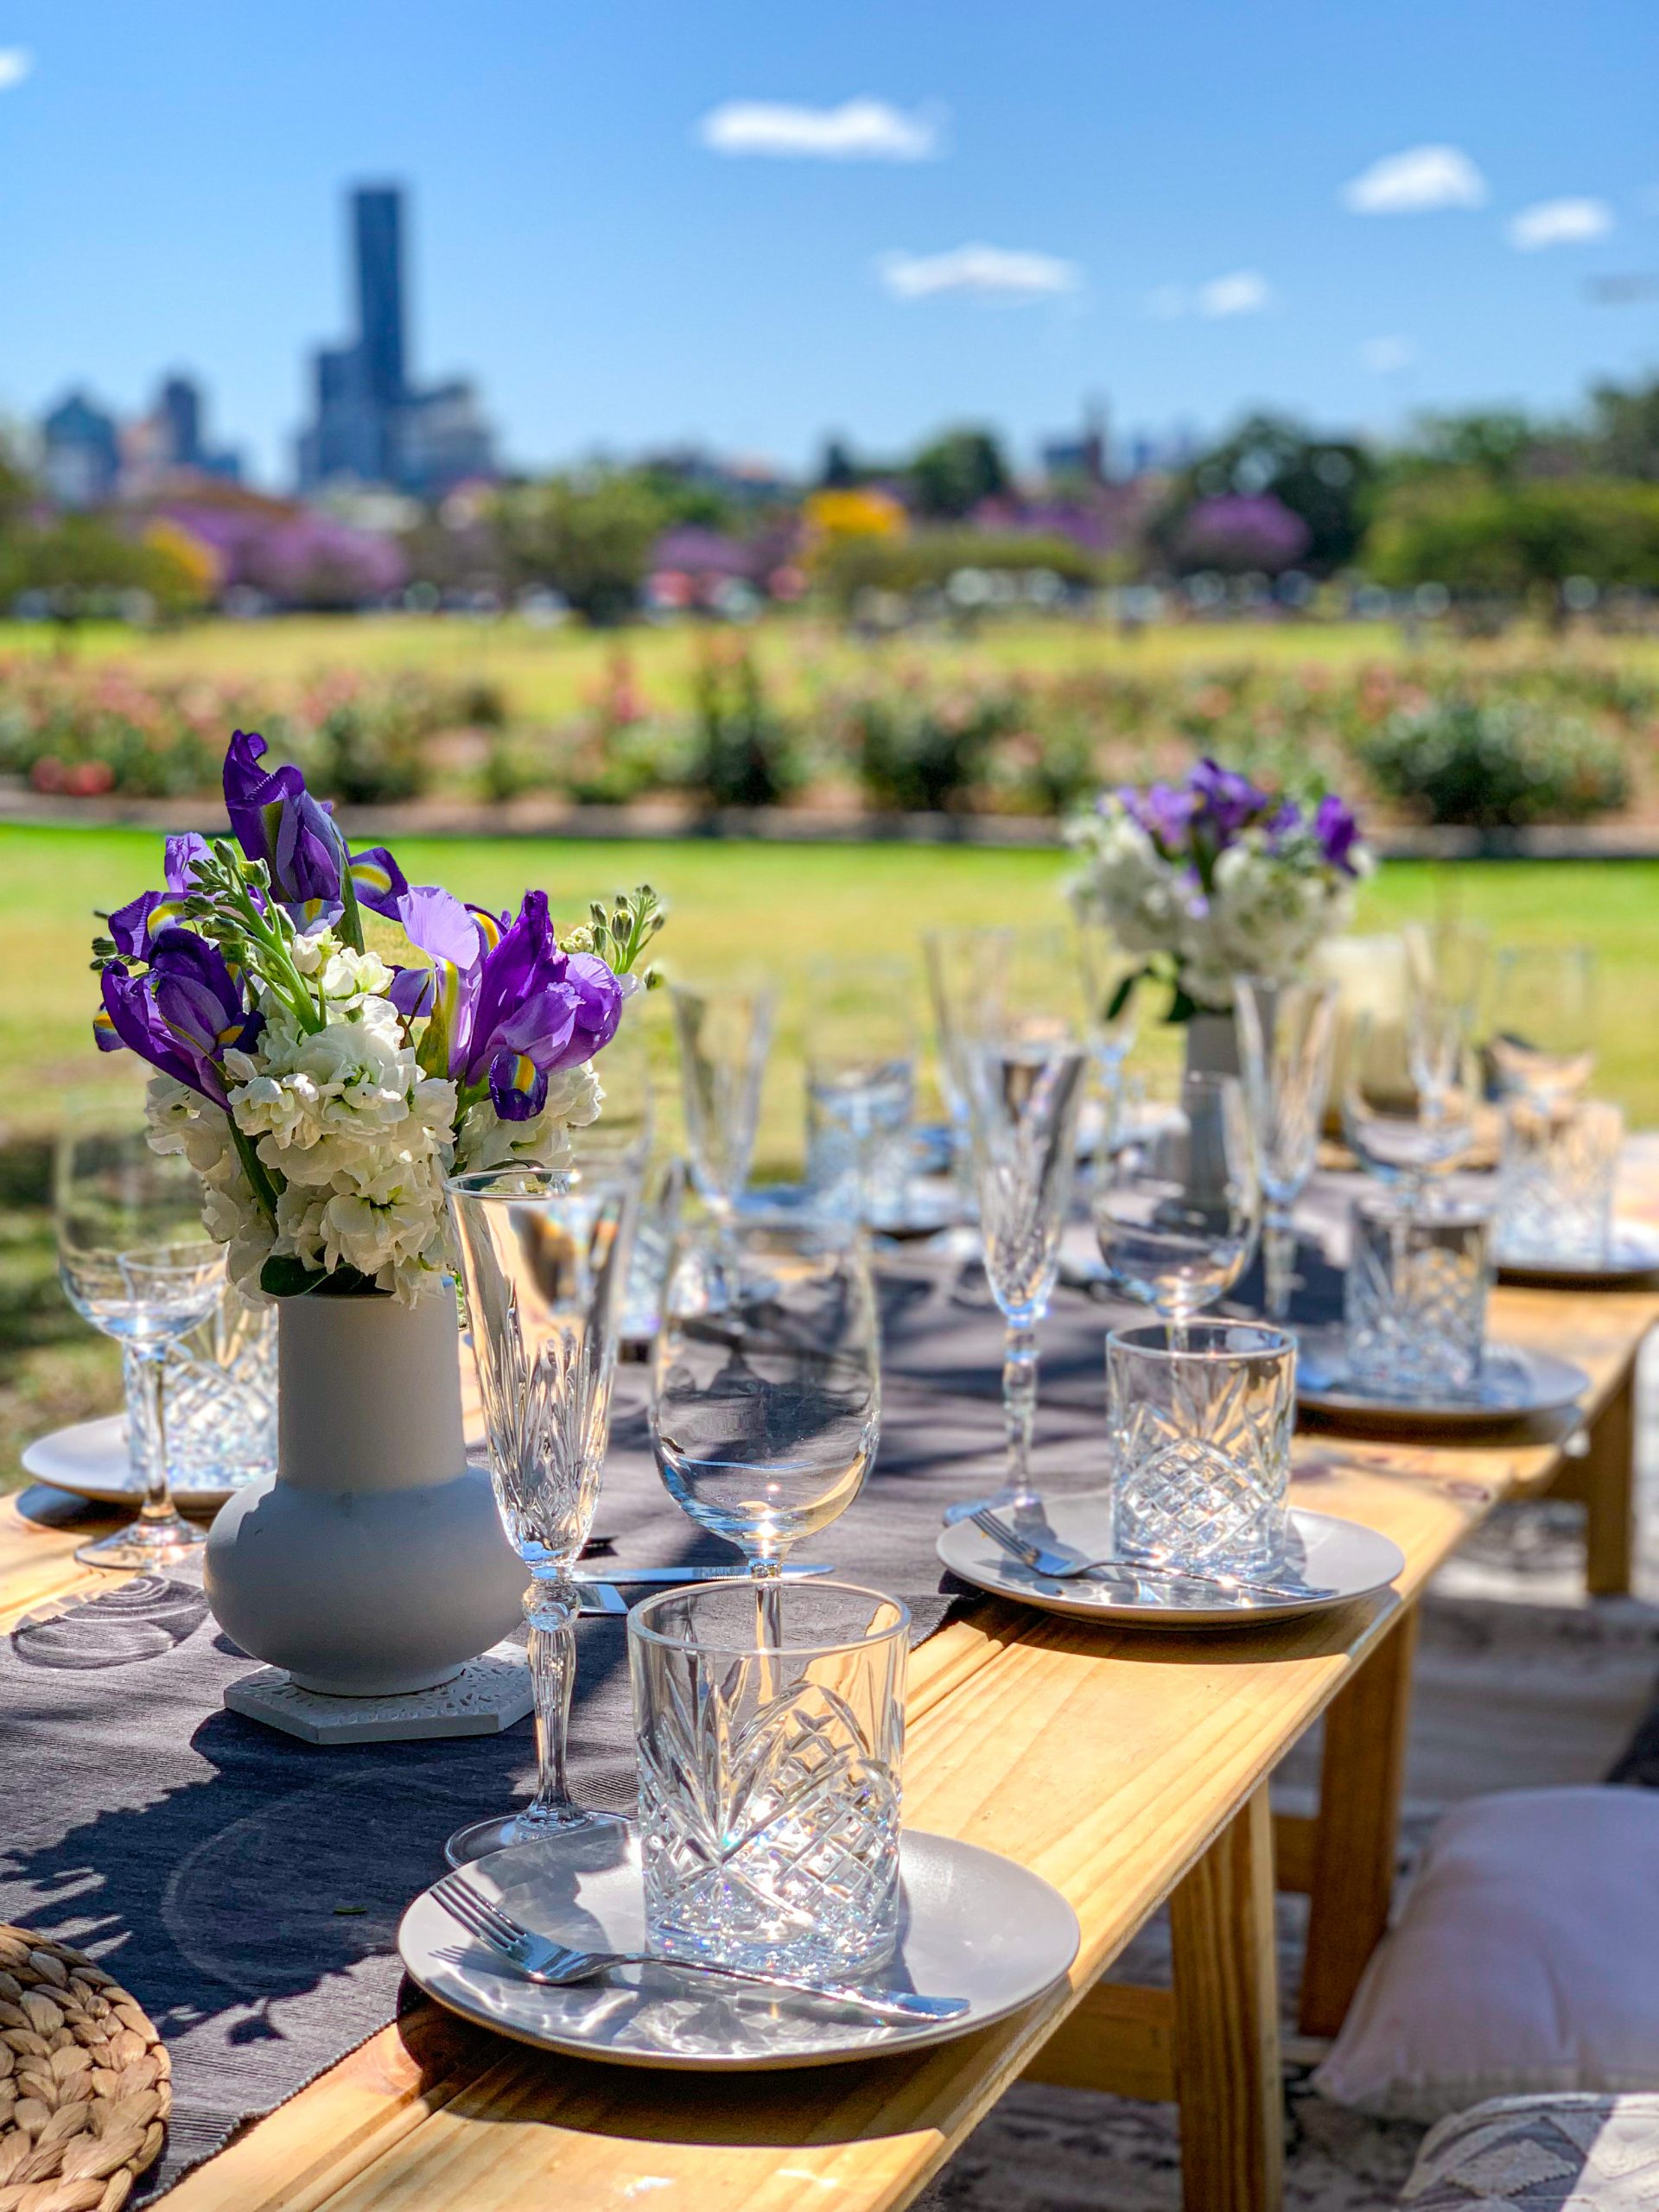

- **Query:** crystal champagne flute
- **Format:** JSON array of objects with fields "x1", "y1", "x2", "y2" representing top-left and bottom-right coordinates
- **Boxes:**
[
  {"x1": 966, "y1": 1039, "x2": 1089, "y2": 1508},
  {"x1": 444, "y1": 1165, "x2": 639, "y2": 1865},
  {"x1": 670, "y1": 980, "x2": 775, "y2": 1230},
  {"x1": 1234, "y1": 978, "x2": 1338, "y2": 1319}
]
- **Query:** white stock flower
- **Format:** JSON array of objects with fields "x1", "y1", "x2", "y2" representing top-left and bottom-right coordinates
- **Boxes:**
[{"x1": 143, "y1": 950, "x2": 625, "y2": 1306}]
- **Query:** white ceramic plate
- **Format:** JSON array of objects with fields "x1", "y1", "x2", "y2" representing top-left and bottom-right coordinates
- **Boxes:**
[
  {"x1": 937, "y1": 1497, "x2": 1403, "y2": 1627},
  {"x1": 398, "y1": 1825, "x2": 1079, "y2": 2070},
  {"x1": 19, "y1": 1415, "x2": 252, "y2": 1511},
  {"x1": 1295, "y1": 1332, "x2": 1590, "y2": 1431},
  {"x1": 1496, "y1": 1225, "x2": 1659, "y2": 1287}
]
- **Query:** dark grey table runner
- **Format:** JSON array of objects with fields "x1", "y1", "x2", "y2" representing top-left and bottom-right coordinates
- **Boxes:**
[{"x1": 0, "y1": 1203, "x2": 1361, "y2": 2202}]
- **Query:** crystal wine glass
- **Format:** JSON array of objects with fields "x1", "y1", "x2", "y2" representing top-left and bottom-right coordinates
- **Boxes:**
[
  {"x1": 1090, "y1": 1067, "x2": 1261, "y2": 1328},
  {"x1": 670, "y1": 980, "x2": 775, "y2": 1228},
  {"x1": 1342, "y1": 1009, "x2": 1477, "y2": 1208},
  {"x1": 54, "y1": 1119, "x2": 226, "y2": 1569},
  {"x1": 444, "y1": 1164, "x2": 639, "y2": 1865},
  {"x1": 1234, "y1": 978, "x2": 1338, "y2": 1319},
  {"x1": 1488, "y1": 945, "x2": 1597, "y2": 1106},
  {"x1": 651, "y1": 1211, "x2": 880, "y2": 1620},
  {"x1": 803, "y1": 956, "x2": 918, "y2": 1228},
  {"x1": 965, "y1": 1039, "x2": 1090, "y2": 1508},
  {"x1": 922, "y1": 925, "x2": 1013, "y2": 1205}
]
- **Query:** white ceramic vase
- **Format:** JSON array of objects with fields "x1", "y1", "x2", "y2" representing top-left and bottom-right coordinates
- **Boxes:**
[{"x1": 204, "y1": 1291, "x2": 524, "y2": 1696}]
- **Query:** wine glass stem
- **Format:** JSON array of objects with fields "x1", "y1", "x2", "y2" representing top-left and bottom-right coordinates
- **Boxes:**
[
  {"x1": 524, "y1": 1579, "x2": 580, "y2": 1827},
  {"x1": 749, "y1": 1551, "x2": 785, "y2": 1653},
  {"x1": 1001, "y1": 1321, "x2": 1039, "y2": 1506},
  {"x1": 136, "y1": 1347, "x2": 178, "y2": 1527},
  {"x1": 1264, "y1": 1211, "x2": 1295, "y2": 1320}
]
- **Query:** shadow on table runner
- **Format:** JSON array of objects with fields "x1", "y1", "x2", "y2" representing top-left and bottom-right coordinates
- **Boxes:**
[
  {"x1": 0, "y1": 1364, "x2": 1062, "y2": 2202},
  {"x1": 877, "y1": 1219, "x2": 1347, "y2": 1411}
]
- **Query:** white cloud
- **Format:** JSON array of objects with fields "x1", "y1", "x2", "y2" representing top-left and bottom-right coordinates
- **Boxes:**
[
  {"x1": 879, "y1": 244, "x2": 1081, "y2": 301},
  {"x1": 1146, "y1": 272, "x2": 1272, "y2": 320},
  {"x1": 699, "y1": 98, "x2": 938, "y2": 161},
  {"x1": 0, "y1": 48, "x2": 32, "y2": 91},
  {"x1": 1361, "y1": 335, "x2": 1416, "y2": 374},
  {"x1": 1342, "y1": 144, "x2": 1488, "y2": 213},
  {"x1": 1509, "y1": 196, "x2": 1613, "y2": 250},
  {"x1": 1197, "y1": 269, "x2": 1271, "y2": 318}
]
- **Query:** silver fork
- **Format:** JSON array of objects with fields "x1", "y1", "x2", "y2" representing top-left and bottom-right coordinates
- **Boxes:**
[
  {"x1": 430, "y1": 1873, "x2": 968, "y2": 2024},
  {"x1": 968, "y1": 1507, "x2": 1334, "y2": 1602}
]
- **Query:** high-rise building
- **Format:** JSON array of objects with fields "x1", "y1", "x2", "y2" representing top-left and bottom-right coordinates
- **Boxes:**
[
  {"x1": 353, "y1": 187, "x2": 406, "y2": 474},
  {"x1": 41, "y1": 391, "x2": 121, "y2": 507},
  {"x1": 157, "y1": 374, "x2": 203, "y2": 470},
  {"x1": 297, "y1": 183, "x2": 496, "y2": 497}
]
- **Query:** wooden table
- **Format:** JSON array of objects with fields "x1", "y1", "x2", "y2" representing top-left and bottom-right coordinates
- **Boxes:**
[{"x1": 3, "y1": 1274, "x2": 1655, "y2": 2212}]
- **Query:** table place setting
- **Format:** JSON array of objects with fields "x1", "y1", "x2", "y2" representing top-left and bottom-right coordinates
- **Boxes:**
[
  {"x1": 395, "y1": 1576, "x2": 1081, "y2": 2070},
  {"x1": 13, "y1": 729, "x2": 1655, "y2": 2206}
]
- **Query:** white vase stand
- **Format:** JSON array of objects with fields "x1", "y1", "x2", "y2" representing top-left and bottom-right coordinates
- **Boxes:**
[{"x1": 222, "y1": 1637, "x2": 533, "y2": 1745}]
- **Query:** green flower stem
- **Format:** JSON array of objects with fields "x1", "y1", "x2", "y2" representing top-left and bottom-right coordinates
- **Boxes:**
[{"x1": 227, "y1": 1116, "x2": 281, "y2": 1230}]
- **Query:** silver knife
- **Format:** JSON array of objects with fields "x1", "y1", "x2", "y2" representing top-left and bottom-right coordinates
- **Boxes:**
[{"x1": 574, "y1": 1563, "x2": 834, "y2": 1586}]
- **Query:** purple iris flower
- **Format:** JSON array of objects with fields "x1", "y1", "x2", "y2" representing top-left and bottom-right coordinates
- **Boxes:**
[
  {"x1": 222, "y1": 730, "x2": 408, "y2": 920},
  {"x1": 94, "y1": 928, "x2": 256, "y2": 1104},
  {"x1": 386, "y1": 887, "x2": 623, "y2": 1120},
  {"x1": 461, "y1": 893, "x2": 624, "y2": 1119},
  {"x1": 106, "y1": 833, "x2": 213, "y2": 957},
  {"x1": 1189, "y1": 758, "x2": 1269, "y2": 839},
  {"x1": 1123, "y1": 781, "x2": 1197, "y2": 854},
  {"x1": 1314, "y1": 792, "x2": 1362, "y2": 875}
]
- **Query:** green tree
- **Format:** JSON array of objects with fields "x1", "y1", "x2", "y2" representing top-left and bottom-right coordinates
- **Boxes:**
[
  {"x1": 908, "y1": 427, "x2": 1010, "y2": 520},
  {"x1": 0, "y1": 516, "x2": 208, "y2": 623},
  {"x1": 493, "y1": 470, "x2": 666, "y2": 625},
  {"x1": 1364, "y1": 474, "x2": 1659, "y2": 594},
  {"x1": 1586, "y1": 377, "x2": 1659, "y2": 480},
  {"x1": 1392, "y1": 410, "x2": 1540, "y2": 486}
]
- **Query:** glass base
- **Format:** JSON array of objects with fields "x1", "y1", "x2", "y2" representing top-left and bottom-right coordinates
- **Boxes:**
[
  {"x1": 75, "y1": 1512, "x2": 207, "y2": 1571},
  {"x1": 444, "y1": 1804, "x2": 628, "y2": 1869}
]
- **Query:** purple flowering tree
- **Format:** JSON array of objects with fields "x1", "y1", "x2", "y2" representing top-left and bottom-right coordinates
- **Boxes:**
[{"x1": 1175, "y1": 494, "x2": 1311, "y2": 577}]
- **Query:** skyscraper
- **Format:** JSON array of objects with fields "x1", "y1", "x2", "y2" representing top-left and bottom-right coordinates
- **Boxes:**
[
  {"x1": 157, "y1": 375, "x2": 203, "y2": 470},
  {"x1": 353, "y1": 187, "x2": 406, "y2": 467},
  {"x1": 297, "y1": 182, "x2": 495, "y2": 497}
]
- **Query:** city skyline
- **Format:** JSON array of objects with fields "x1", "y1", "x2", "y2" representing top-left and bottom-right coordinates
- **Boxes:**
[{"x1": 3, "y1": 0, "x2": 1656, "y2": 486}]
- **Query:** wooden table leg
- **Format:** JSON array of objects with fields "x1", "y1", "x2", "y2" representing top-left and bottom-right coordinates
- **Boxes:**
[
  {"x1": 1171, "y1": 1782, "x2": 1283, "y2": 2212},
  {"x1": 1298, "y1": 1604, "x2": 1417, "y2": 2038},
  {"x1": 1580, "y1": 1362, "x2": 1637, "y2": 1599}
]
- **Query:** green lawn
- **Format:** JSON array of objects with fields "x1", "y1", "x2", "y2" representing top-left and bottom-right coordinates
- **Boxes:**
[{"x1": 3, "y1": 821, "x2": 1656, "y2": 1492}]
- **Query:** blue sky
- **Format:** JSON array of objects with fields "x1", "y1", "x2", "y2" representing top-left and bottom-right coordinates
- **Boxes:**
[{"x1": 3, "y1": 0, "x2": 1656, "y2": 485}]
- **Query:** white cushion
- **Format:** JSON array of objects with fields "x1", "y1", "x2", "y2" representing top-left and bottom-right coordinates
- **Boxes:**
[
  {"x1": 1314, "y1": 1789, "x2": 1659, "y2": 2123},
  {"x1": 1401, "y1": 2094, "x2": 1659, "y2": 2208}
]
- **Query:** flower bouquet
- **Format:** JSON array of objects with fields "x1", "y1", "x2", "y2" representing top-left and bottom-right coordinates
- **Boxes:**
[
  {"x1": 93, "y1": 729, "x2": 664, "y2": 1302},
  {"x1": 1067, "y1": 758, "x2": 1370, "y2": 1020},
  {"x1": 87, "y1": 729, "x2": 671, "y2": 1715}
]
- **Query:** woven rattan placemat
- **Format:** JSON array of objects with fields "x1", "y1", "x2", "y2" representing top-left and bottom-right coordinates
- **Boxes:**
[{"x1": 0, "y1": 1927, "x2": 168, "y2": 2212}]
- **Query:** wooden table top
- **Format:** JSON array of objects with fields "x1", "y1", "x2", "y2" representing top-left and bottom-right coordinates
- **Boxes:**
[{"x1": 3, "y1": 1264, "x2": 1656, "y2": 2212}]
